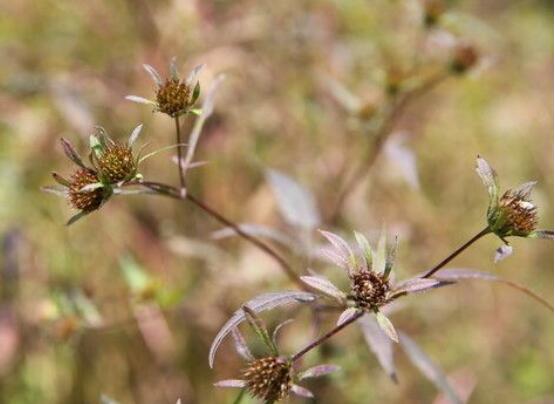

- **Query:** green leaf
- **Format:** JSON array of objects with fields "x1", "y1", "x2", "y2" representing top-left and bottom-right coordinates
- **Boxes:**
[
  {"x1": 375, "y1": 311, "x2": 398, "y2": 343},
  {"x1": 374, "y1": 229, "x2": 387, "y2": 275},
  {"x1": 354, "y1": 231, "x2": 373, "y2": 269},
  {"x1": 242, "y1": 306, "x2": 277, "y2": 355}
]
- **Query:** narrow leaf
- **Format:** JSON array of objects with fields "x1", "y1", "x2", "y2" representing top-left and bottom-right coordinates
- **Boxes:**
[
  {"x1": 169, "y1": 57, "x2": 178, "y2": 80},
  {"x1": 475, "y1": 155, "x2": 498, "y2": 201},
  {"x1": 79, "y1": 182, "x2": 104, "y2": 192},
  {"x1": 374, "y1": 229, "x2": 387, "y2": 275},
  {"x1": 358, "y1": 315, "x2": 397, "y2": 382},
  {"x1": 391, "y1": 278, "x2": 443, "y2": 298},
  {"x1": 208, "y1": 291, "x2": 315, "y2": 367},
  {"x1": 214, "y1": 380, "x2": 247, "y2": 388},
  {"x1": 41, "y1": 185, "x2": 67, "y2": 197},
  {"x1": 337, "y1": 308, "x2": 359, "y2": 326},
  {"x1": 399, "y1": 332, "x2": 462, "y2": 404},
  {"x1": 375, "y1": 311, "x2": 398, "y2": 343},
  {"x1": 272, "y1": 319, "x2": 294, "y2": 347},
  {"x1": 125, "y1": 95, "x2": 156, "y2": 105},
  {"x1": 384, "y1": 235, "x2": 398, "y2": 278},
  {"x1": 52, "y1": 172, "x2": 71, "y2": 187},
  {"x1": 291, "y1": 384, "x2": 314, "y2": 398},
  {"x1": 299, "y1": 364, "x2": 340, "y2": 380},
  {"x1": 186, "y1": 64, "x2": 205, "y2": 87},
  {"x1": 60, "y1": 138, "x2": 86, "y2": 168},
  {"x1": 143, "y1": 64, "x2": 162, "y2": 86},
  {"x1": 432, "y1": 269, "x2": 497, "y2": 282},
  {"x1": 319, "y1": 230, "x2": 356, "y2": 274},
  {"x1": 231, "y1": 327, "x2": 254, "y2": 362},
  {"x1": 128, "y1": 123, "x2": 143, "y2": 147},
  {"x1": 242, "y1": 306, "x2": 276, "y2": 355},
  {"x1": 354, "y1": 231, "x2": 373, "y2": 269},
  {"x1": 266, "y1": 169, "x2": 321, "y2": 230},
  {"x1": 66, "y1": 211, "x2": 90, "y2": 226},
  {"x1": 300, "y1": 275, "x2": 345, "y2": 301},
  {"x1": 511, "y1": 181, "x2": 536, "y2": 199}
]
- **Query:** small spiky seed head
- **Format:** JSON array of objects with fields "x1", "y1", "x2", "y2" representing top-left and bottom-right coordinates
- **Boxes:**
[
  {"x1": 351, "y1": 270, "x2": 390, "y2": 311},
  {"x1": 450, "y1": 44, "x2": 479, "y2": 74},
  {"x1": 67, "y1": 169, "x2": 103, "y2": 212},
  {"x1": 155, "y1": 78, "x2": 194, "y2": 117},
  {"x1": 242, "y1": 357, "x2": 292, "y2": 402},
  {"x1": 97, "y1": 142, "x2": 137, "y2": 183},
  {"x1": 493, "y1": 190, "x2": 538, "y2": 237}
]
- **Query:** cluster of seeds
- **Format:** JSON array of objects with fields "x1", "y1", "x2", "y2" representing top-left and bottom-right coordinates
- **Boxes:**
[
  {"x1": 96, "y1": 142, "x2": 137, "y2": 183},
  {"x1": 67, "y1": 169, "x2": 104, "y2": 212},
  {"x1": 242, "y1": 357, "x2": 292, "y2": 402},
  {"x1": 497, "y1": 190, "x2": 538, "y2": 236},
  {"x1": 351, "y1": 270, "x2": 390, "y2": 311},
  {"x1": 155, "y1": 78, "x2": 194, "y2": 117}
]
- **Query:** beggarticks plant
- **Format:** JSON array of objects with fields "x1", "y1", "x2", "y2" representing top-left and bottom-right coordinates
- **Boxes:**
[
  {"x1": 44, "y1": 125, "x2": 144, "y2": 225},
  {"x1": 214, "y1": 307, "x2": 338, "y2": 403},
  {"x1": 301, "y1": 230, "x2": 447, "y2": 342}
]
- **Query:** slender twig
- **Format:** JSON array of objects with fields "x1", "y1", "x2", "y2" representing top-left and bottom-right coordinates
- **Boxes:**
[
  {"x1": 497, "y1": 279, "x2": 553, "y2": 311},
  {"x1": 174, "y1": 115, "x2": 186, "y2": 194},
  {"x1": 422, "y1": 227, "x2": 491, "y2": 278},
  {"x1": 291, "y1": 311, "x2": 364, "y2": 362},
  {"x1": 329, "y1": 72, "x2": 449, "y2": 221},
  {"x1": 133, "y1": 181, "x2": 307, "y2": 290}
]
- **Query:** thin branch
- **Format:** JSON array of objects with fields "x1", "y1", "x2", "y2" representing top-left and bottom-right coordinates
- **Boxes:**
[
  {"x1": 133, "y1": 181, "x2": 307, "y2": 290},
  {"x1": 422, "y1": 227, "x2": 491, "y2": 278},
  {"x1": 329, "y1": 72, "x2": 449, "y2": 221},
  {"x1": 291, "y1": 311, "x2": 364, "y2": 362},
  {"x1": 498, "y1": 279, "x2": 553, "y2": 312}
]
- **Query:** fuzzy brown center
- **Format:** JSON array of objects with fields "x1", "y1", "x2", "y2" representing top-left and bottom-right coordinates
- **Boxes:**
[
  {"x1": 98, "y1": 143, "x2": 136, "y2": 183},
  {"x1": 242, "y1": 357, "x2": 291, "y2": 402},
  {"x1": 499, "y1": 192, "x2": 538, "y2": 235},
  {"x1": 351, "y1": 271, "x2": 390, "y2": 310},
  {"x1": 68, "y1": 169, "x2": 103, "y2": 212},
  {"x1": 155, "y1": 78, "x2": 193, "y2": 116}
]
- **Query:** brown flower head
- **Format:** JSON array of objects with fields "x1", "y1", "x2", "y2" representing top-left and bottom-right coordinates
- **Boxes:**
[
  {"x1": 67, "y1": 168, "x2": 104, "y2": 212},
  {"x1": 242, "y1": 356, "x2": 292, "y2": 402},
  {"x1": 475, "y1": 156, "x2": 553, "y2": 241},
  {"x1": 126, "y1": 60, "x2": 203, "y2": 118},
  {"x1": 351, "y1": 270, "x2": 390, "y2": 311}
]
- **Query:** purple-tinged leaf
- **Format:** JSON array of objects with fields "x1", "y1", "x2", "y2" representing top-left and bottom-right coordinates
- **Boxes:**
[
  {"x1": 213, "y1": 379, "x2": 246, "y2": 388},
  {"x1": 432, "y1": 269, "x2": 497, "y2": 282},
  {"x1": 511, "y1": 181, "x2": 536, "y2": 199},
  {"x1": 319, "y1": 230, "x2": 356, "y2": 275},
  {"x1": 266, "y1": 169, "x2": 321, "y2": 230},
  {"x1": 319, "y1": 246, "x2": 349, "y2": 269},
  {"x1": 186, "y1": 64, "x2": 205, "y2": 87},
  {"x1": 337, "y1": 308, "x2": 359, "y2": 326},
  {"x1": 494, "y1": 244, "x2": 513, "y2": 263},
  {"x1": 231, "y1": 327, "x2": 254, "y2": 361},
  {"x1": 291, "y1": 384, "x2": 314, "y2": 398},
  {"x1": 391, "y1": 278, "x2": 443, "y2": 298},
  {"x1": 60, "y1": 138, "x2": 86, "y2": 168},
  {"x1": 375, "y1": 311, "x2": 398, "y2": 343},
  {"x1": 142, "y1": 64, "x2": 162, "y2": 86},
  {"x1": 41, "y1": 185, "x2": 67, "y2": 197},
  {"x1": 299, "y1": 364, "x2": 340, "y2": 380},
  {"x1": 52, "y1": 172, "x2": 71, "y2": 187},
  {"x1": 272, "y1": 319, "x2": 294, "y2": 346},
  {"x1": 475, "y1": 155, "x2": 498, "y2": 200},
  {"x1": 529, "y1": 230, "x2": 554, "y2": 240},
  {"x1": 433, "y1": 369, "x2": 477, "y2": 404},
  {"x1": 125, "y1": 95, "x2": 156, "y2": 105},
  {"x1": 209, "y1": 292, "x2": 315, "y2": 368},
  {"x1": 128, "y1": 124, "x2": 143, "y2": 147},
  {"x1": 169, "y1": 57, "x2": 178, "y2": 79},
  {"x1": 301, "y1": 275, "x2": 345, "y2": 301},
  {"x1": 358, "y1": 315, "x2": 397, "y2": 382},
  {"x1": 354, "y1": 231, "x2": 373, "y2": 269},
  {"x1": 399, "y1": 332, "x2": 462, "y2": 404},
  {"x1": 374, "y1": 229, "x2": 387, "y2": 275}
]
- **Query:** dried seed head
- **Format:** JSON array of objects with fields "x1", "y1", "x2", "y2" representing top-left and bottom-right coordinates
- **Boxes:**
[
  {"x1": 67, "y1": 169, "x2": 103, "y2": 212},
  {"x1": 450, "y1": 43, "x2": 479, "y2": 74},
  {"x1": 97, "y1": 142, "x2": 137, "y2": 183},
  {"x1": 155, "y1": 78, "x2": 194, "y2": 117},
  {"x1": 242, "y1": 356, "x2": 292, "y2": 402},
  {"x1": 351, "y1": 270, "x2": 390, "y2": 311},
  {"x1": 494, "y1": 190, "x2": 538, "y2": 237},
  {"x1": 423, "y1": 0, "x2": 445, "y2": 27}
]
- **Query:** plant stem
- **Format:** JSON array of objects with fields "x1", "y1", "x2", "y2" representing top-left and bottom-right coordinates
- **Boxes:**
[
  {"x1": 329, "y1": 72, "x2": 449, "y2": 221},
  {"x1": 291, "y1": 311, "x2": 364, "y2": 362},
  {"x1": 422, "y1": 227, "x2": 491, "y2": 278},
  {"x1": 136, "y1": 181, "x2": 306, "y2": 289},
  {"x1": 498, "y1": 279, "x2": 553, "y2": 311},
  {"x1": 174, "y1": 115, "x2": 186, "y2": 194}
]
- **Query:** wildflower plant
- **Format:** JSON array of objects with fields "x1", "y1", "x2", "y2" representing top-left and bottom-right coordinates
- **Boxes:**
[{"x1": 214, "y1": 307, "x2": 338, "y2": 403}]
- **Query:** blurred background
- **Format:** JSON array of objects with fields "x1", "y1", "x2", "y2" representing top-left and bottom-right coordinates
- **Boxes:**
[{"x1": 0, "y1": 0, "x2": 552, "y2": 403}]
